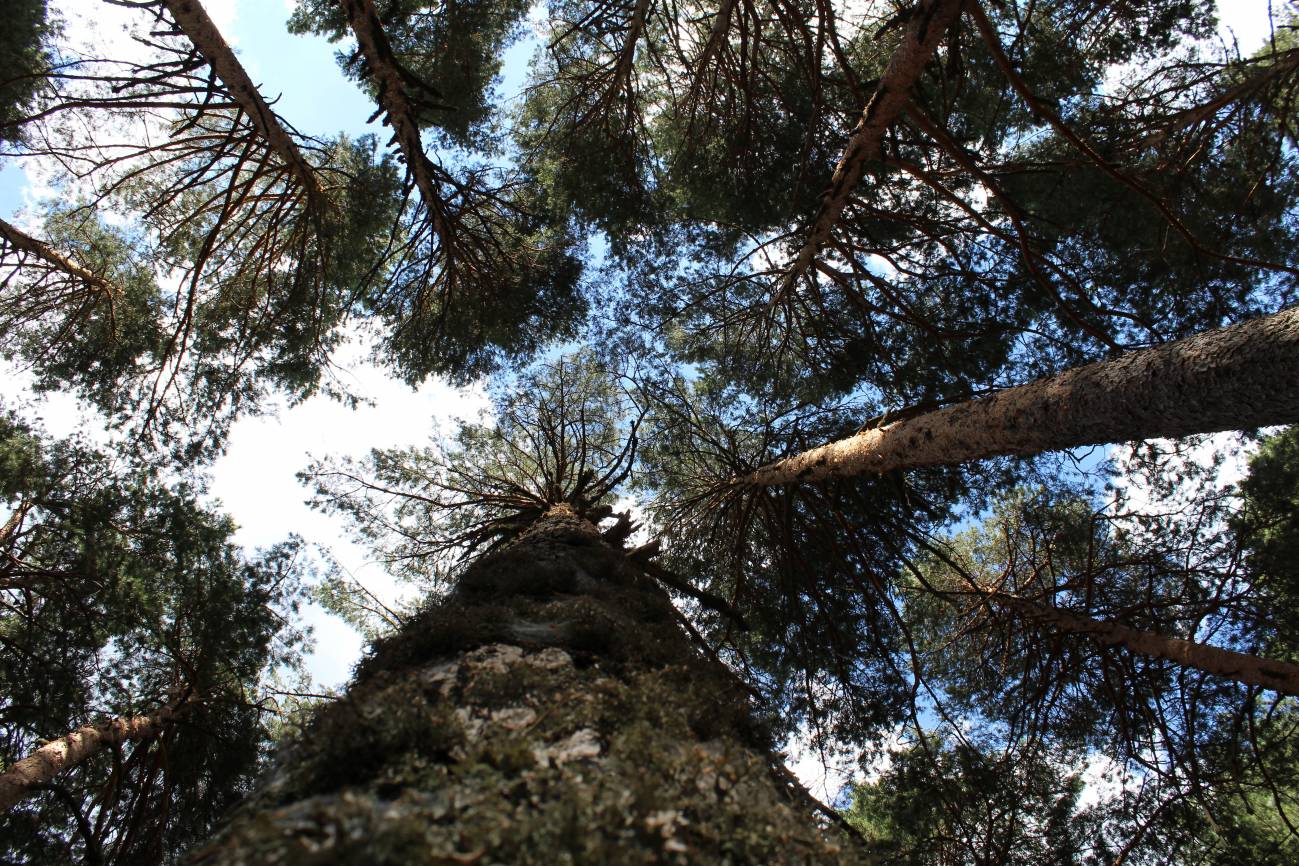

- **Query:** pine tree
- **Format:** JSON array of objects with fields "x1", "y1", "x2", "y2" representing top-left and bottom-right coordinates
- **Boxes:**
[
  {"x1": 5, "y1": 0, "x2": 1299, "y2": 861},
  {"x1": 184, "y1": 357, "x2": 870, "y2": 863},
  {"x1": 0, "y1": 409, "x2": 309, "y2": 864}
]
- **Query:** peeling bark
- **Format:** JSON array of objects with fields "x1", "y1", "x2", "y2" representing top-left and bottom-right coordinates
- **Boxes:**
[
  {"x1": 742, "y1": 305, "x2": 1299, "y2": 486},
  {"x1": 0, "y1": 218, "x2": 121, "y2": 300},
  {"x1": 989, "y1": 591, "x2": 1299, "y2": 696},
  {"x1": 161, "y1": 0, "x2": 327, "y2": 215},
  {"x1": 773, "y1": 0, "x2": 965, "y2": 298},
  {"x1": 189, "y1": 505, "x2": 869, "y2": 864},
  {"x1": 0, "y1": 699, "x2": 190, "y2": 813}
]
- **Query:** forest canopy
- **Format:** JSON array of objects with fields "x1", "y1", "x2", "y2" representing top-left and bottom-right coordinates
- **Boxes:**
[{"x1": 3, "y1": 0, "x2": 1299, "y2": 863}]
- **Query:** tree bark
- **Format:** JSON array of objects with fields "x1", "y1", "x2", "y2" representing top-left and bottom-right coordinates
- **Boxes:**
[
  {"x1": 0, "y1": 218, "x2": 121, "y2": 300},
  {"x1": 988, "y1": 591, "x2": 1299, "y2": 696},
  {"x1": 160, "y1": 0, "x2": 327, "y2": 215},
  {"x1": 189, "y1": 505, "x2": 868, "y2": 864},
  {"x1": 773, "y1": 0, "x2": 965, "y2": 299},
  {"x1": 339, "y1": 0, "x2": 450, "y2": 237},
  {"x1": 741, "y1": 305, "x2": 1299, "y2": 486},
  {"x1": 0, "y1": 699, "x2": 189, "y2": 813}
]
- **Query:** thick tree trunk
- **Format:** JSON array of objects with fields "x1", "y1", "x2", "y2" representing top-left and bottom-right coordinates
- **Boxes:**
[
  {"x1": 160, "y1": 0, "x2": 327, "y2": 214},
  {"x1": 987, "y1": 592, "x2": 1299, "y2": 696},
  {"x1": 0, "y1": 699, "x2": 189, "y2": 813},
  {"x1": 0, "y1": 218, "x2": 121, "y2": 300},
  {"x1": 742, "y1": 305, "x2": 1299, "y2": 486},
  {"x1": 189, "y1": 505, "x2": 868, "y2": 864},
  {"x1": 774, "y1": 0, "x2": 965, "y2": 298}
]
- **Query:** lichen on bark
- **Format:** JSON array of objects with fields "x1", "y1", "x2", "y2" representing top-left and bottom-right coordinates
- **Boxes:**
[{"x1": 189, "y1": 506, "x2": 870, "y2": 865}]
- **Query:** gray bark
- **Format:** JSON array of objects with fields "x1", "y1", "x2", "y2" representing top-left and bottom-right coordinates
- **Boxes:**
[
  {"x1": 742, "y1": 305, "x2": 1299, "y2": 486},
  {"x1": 189, "y1": 505, "x2": 869, "y2": 864}
]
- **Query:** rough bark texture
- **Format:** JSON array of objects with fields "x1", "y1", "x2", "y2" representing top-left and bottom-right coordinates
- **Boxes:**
[
  {"x1": 161, "y1": 0, "x2": 327, "y2": 214},
  {"x1": 774, "y1": 0, "x2": 965, "y2": 297},
  {"x1": 189, "y1": 505, "x2": 868, "y2": 865},
  {"x1": 990, "y1": 592, "x2": 1299, "y2": 697},
  {"x1": 743, "y1": 305, "x2": 1299, "y2": 486},
  {"x1": 0, "y1": 217, "x2": 121, "y2": 299},
  {"x1": 0, "y1": 700, "x2": 188, "y2": 812}
]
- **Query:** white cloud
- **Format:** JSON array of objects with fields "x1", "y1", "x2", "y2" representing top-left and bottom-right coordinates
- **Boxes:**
[
  {"x1": 1218, "y1": 0, "x2": 1290, "y2": 54},
  {"x1": 207, "y1": 331, "x2": 490, "y2": 688}
]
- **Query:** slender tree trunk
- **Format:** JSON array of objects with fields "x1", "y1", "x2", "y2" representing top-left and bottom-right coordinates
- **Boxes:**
[
  {"x1": 189, "y1": 505, "x2": 868, "y2": 864},
  {"x1": 0, "y1": 699, "x2": 190, "y2": 813},
  {"x1": 0, "y1": 218, "x2": 121, "y2": 300},
  {"x1": 160, "y1": 0, "x2": 327, "y2": 214},
  {"x1": 741, "y1": 305, "x2": 1299, "y2": 486},
  {"x1": 988, "y1": 591, "x2": 1299, "y2": 696},
  {"x1": 695, "y1": 0, "x2": 737, "y2": 70},
  {"x1": 159, "y1": 0, "x2": 327, "y2": 215},
  {"x1": 774, "y1": 0, "x2": 965, "y2": 298},
  {"x1": 339, "y1": 0, "x2": 450, "y2": 237}
]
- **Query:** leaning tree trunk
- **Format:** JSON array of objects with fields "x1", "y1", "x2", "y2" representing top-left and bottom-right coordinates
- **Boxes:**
[
  {"x1": 161, "y1": 0, "x2": 327, "y2": 215},
  {"x1": 340, "y1": 0, "x2": 450, "y2": 230},
  {"x1": 0, "y1": 697, "x2": 191, "y2": 812},
  {"x1": 986, "y1": 591, "x2": 1299, "y2": 697},
  {"x1": 742, "y1": 305, "x2": 1299, "y2": 486},
  {"x1": 188, "y1": 505, "x2": 867, "y2": 864}
]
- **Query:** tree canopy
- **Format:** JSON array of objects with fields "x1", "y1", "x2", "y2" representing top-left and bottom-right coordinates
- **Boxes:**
[
  {"x1": 4, "y1": 0, "x2": 1299, "y2": 862},
  {"x1": 0, "y1": 409, "x2": 309, "y2": 864}
]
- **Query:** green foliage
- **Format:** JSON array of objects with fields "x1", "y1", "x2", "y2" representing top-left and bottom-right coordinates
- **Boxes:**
[
  {"x1": 0, "y1": 410, "x2": 310, "y2": 864},
  {"x1": 1234, "y1": 426, "x2": 1299, "y2": 656},
  {"x1": 846, "y1": 738, "x2": 1098, "y2": 865},
  {"x1": 635, "y1": 370, "x2": 995, "y2": 748},
  {"x1": 0, "y1": 0, "x2": 53, "y2": 144},
  {"x1": 367, "y1": 196, "x2": 587, "y2": 386}
]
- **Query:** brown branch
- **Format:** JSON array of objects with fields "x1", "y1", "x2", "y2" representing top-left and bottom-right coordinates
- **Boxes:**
[
  {"x1": 772, "y1": 0, "x2": 966, "y2": 299},
  {"x1": 630, "y1": 549, "x2": 750, "y2": 631},
  {"x1": 990, "y1": 591, "x2": 1299, "y2": 697}
]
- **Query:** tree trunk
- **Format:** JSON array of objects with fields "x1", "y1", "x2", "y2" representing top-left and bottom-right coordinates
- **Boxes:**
[
  {"x1": 188, "y1": 505, "x2": 868, "y2": 865},
  {"x1": 741, "y1": 305, "x2": 1299, "y2": 486},
  {"x1": 339, "y1": 0, "x2": 450, "y2": 236},
  {"x1": 986, "y1": 591, "x2": 1299, "y2": 696},
  {"x1": 160, "y1": 0, "x2": 327, "y2": 215},
  {"x1": 0, "y1": 699, "x2": 190, "y2": 813},
  {"x1": 774, "y1": 0, "x2": 965, "y2": 298},
  {"x1": 0, "y1": 218, "x2": 121, "y2": 300}
]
